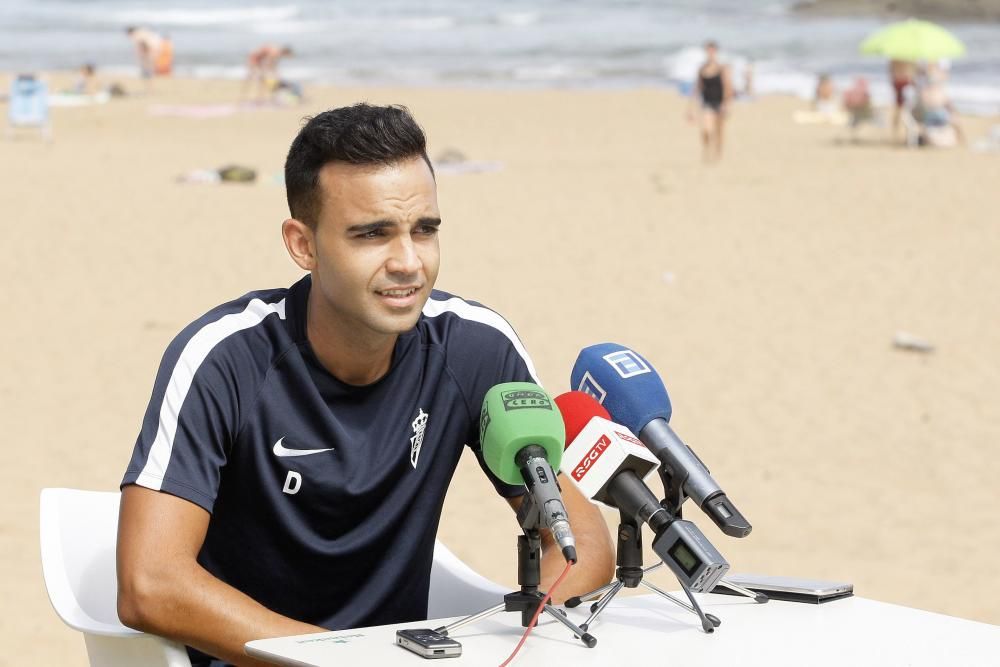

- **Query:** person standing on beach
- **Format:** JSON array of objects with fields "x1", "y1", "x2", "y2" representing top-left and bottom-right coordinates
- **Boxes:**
[
  {"x1": 126, "y1": 26, "x2": 172, "y2": 90},
  {"x1": 244, "y1": 44, "x2": 294, "y2": 102},
  {"x1": 115, "y1": 103, "x2": 615, "y2": 667},
  {"x1": 889, "y1": 59, "x2": 916, "y2": 143},
  {"x1": 687, "y1": 40, "x2": 733, "y2": 162}
]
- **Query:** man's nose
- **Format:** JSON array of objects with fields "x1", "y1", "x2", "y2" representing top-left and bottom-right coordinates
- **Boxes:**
[{"x1": 386, "y1": 236, "x2": 421, "y2": 275}]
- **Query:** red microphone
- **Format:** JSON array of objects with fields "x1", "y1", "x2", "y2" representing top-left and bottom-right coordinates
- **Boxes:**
[
  {"x1": 553, "y1": 391, "x2": 661, "y2": 512},
  {"x1": 555, "y1": 390, "x2": 611, "y2": 444}
]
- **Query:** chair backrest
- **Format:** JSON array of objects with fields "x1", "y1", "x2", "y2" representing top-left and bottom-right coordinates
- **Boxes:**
[
  {"x1": 428, "y1": 541, "x2": 509, "y2": 619},
  {"x1": 40, "y1": 488, "x2": 508, "y2": 663},
  {"x1": 8, "y1": 75, "x2": 49, "y2": 126},
  {"x1": 39, "y1": 488, "x2": 191, "y2": 666}
]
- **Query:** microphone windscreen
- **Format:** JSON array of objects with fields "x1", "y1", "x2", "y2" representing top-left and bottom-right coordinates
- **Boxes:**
[
  {"x1": 480, "y1": 382, "x2": 565, "y2": 485},
  {"x1": 570, "y1": 343, "x2": 672, "y2": 434},
  {"x1": 554, "y1": 391, "x2": 611, "y2": 446}
]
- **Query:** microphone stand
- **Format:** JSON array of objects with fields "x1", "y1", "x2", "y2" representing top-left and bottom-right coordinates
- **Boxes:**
[
  {"x1": 565, "y1": 509, "x2": 722, "y2": 633},
  {"x1": 658, "y1": 470, "x2": 769, "y2": 604},
  {"x1": 434, "y1": 495, "x2": 597, "y2": 648}
]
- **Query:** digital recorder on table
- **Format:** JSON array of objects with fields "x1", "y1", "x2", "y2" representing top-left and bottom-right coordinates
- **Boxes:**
[{"x1": 395, "y1": 628, "x2": 462, "y2": 659}]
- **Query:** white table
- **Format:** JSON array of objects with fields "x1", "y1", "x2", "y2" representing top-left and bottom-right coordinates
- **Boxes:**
[{"x1": 246, "y1": 593, "x2": 1000, "y2": 666}]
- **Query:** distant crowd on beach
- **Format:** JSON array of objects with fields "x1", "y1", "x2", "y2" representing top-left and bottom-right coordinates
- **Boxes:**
[
  {"x1": 685, "y1": 38, "x2": 969, "y2": 163},
  {"x1": 4, "y1": 23, "x2": 986, "y2": 158},
  {"x1": 809, "y1": 59, "x2": 963, "y2": 148},
  {"x1": 3, "y1": 26, "x2": 304, "y2": 144},
  {"x1": 20, "y1": 26, "x2": 301, "y2": 105},
  {"x1": 124, "y1": 26, "x2": 300, "y2": 104}
]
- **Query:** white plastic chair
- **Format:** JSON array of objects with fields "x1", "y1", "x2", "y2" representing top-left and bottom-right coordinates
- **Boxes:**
[
  {"x1": 428, "y1": 540, "x2": 509, "y2": 619},
  {"x1": 40, "y1": 488, "x2": 508, "y2": 665},
  {"x1": 40, "y1": 488, "x2": 191, "y2": 666}
]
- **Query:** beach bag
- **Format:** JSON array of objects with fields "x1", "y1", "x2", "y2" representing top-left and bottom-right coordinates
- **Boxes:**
[{"x1": 217, "y1": 165, "x2": 257, "y2": 183}]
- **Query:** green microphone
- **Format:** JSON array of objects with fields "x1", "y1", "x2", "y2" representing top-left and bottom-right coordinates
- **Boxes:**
[{"x1": 480, "y1": 382, "x2": 577, "y2": 563}]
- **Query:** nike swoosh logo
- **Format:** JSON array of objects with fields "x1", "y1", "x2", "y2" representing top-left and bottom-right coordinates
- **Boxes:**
[{"x1": 272, "y1": 437, "x2": 335, "y2": 457}]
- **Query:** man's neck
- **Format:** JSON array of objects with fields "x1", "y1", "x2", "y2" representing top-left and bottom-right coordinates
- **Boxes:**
[{"x1": 306, "y1": 298, "x2": 397, "y2": 387}]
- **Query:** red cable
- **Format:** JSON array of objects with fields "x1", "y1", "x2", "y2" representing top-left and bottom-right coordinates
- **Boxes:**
[{"x1": 498, "y1": 560, "x2": 575, "y2": 667}]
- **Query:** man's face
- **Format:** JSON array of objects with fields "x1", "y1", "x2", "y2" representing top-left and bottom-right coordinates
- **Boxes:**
[{"x1": 306, "y1": 156, "x2": 441, "y2": 343}]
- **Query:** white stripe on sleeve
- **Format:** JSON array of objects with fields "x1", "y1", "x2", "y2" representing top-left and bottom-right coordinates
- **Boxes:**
[
  {"x1": 421, "y1": 296, "x2": 540, "y2": 385},
  {"x1": 135, "y1": 298, "x2": 286, "y2": 489}
]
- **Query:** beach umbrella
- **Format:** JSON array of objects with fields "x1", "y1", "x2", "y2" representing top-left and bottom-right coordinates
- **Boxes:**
[{"x1": 859, "y1": 19, "x2": 966, "y2": 61}]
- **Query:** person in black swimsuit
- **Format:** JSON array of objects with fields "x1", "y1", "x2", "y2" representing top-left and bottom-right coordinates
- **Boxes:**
[{"x1": 687, "y1": 40, "x2": 733, "y2": 162}]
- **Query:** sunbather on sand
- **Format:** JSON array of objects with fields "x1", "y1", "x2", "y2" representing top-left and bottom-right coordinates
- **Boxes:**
[
  {"x1": 914, "y1": 63, "x2": 964, "y2": 147},
  {"x1": 814, "y1": 74, "x2": 837, "y2": 114},
  {"x1": 842, "y1": 77, "x2": 875, "y2": 141},
  {"x1": 71, "y1": 63, "x2": 97, "y2": 95},
  {"x1": 244, "y1": 44, "x2": 293, "y2": 102}
]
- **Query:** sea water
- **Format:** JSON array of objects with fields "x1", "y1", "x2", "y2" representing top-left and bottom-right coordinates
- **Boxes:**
[{"x1": 2, "y1": 0, "x2": 998, "y2": 114}]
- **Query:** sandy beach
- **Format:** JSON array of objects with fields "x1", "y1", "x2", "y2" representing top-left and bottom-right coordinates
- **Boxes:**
[{"x1": 3, "y1": 75, "x2": 999, "y2": 664}]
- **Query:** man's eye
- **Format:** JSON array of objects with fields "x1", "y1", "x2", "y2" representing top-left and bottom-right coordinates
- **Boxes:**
[
  {"x1": 416, "y1": 225, "x2": 439, "y2": 235},
  {"x1": 360, "y1": 229, "x2": 383, "y2": 239}
]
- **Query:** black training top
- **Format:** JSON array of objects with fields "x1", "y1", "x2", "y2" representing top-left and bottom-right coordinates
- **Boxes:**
[{"x1": 121, "y1": 275, "x2": 535, "y2": 660}]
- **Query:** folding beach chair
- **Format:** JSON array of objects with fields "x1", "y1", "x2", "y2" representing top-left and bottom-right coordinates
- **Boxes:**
[{"x1": 6, "y1": 74, "x2": 51, "y2": 141}]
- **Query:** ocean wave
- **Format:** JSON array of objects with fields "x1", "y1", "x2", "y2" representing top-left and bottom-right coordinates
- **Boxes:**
[
  {"x1": 512, "y1": 63, "x2": 594, "y2": 82},
  {"x1": 249, "y1": 20, "x2": 329, "y2": 35},
  {"x1": 110, "y1": 5, "x2": 300, "y2": 27},
  {"x1": 495, "y1": 12, "x2": 541, "y2": 27},
  {"x1": 396, "y1": 16, "x2": 458, "y2": 31},
  {"x1": 944, "y1": 83, "x2": 1000, "y2": 115}
]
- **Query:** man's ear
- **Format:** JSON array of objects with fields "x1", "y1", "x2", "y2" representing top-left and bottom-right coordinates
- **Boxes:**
[{"x1": 282, "y1": 218, "x2": 315, "y2": 271}]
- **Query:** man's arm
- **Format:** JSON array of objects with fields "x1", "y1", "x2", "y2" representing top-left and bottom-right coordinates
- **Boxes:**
[
  {"x1": 117, "y1": 485, "x2": 324, "y2": 666},
  {"x1": 506, "y1": 479, "x2": 614, "y2": 604}
]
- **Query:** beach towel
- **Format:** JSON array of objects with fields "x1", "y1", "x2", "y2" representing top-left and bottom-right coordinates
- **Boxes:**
[{"x1": 49, "y1": 92, "x2": 111, "y2": 108}]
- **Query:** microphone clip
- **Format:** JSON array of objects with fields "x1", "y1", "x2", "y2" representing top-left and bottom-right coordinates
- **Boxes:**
[{"x1": 658, "y1": 467, "x2": 689, "y2": 519}]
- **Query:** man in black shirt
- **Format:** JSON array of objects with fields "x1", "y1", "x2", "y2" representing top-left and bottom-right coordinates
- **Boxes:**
[{"x1": 117, "y1": 103, "x2": 614, "y2": 666}]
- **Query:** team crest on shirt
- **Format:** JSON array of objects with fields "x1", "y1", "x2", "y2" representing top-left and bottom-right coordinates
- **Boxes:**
[{"x1": 410, "y1": 408, "x2": 429, "y2": 468}]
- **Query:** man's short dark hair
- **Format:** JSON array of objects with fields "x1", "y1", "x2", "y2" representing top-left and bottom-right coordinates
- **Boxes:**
[{"x1": 284, "y1": 103, "x2": 433, "y2": 227}]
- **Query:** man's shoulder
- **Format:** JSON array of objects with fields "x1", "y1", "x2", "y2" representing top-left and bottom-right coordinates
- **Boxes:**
[
  {"x1": 418, "y1": 289, "x2": 537, "y2": 379},
  {"x1": 166, "y1": 285, "x2": 295, "y2": 367},
  {"x1": 419, "y1": 289, "x2": 517, "y2": 344},
  {"x1": 182, "y1": 285, "x2": 289, "y2": 332}
]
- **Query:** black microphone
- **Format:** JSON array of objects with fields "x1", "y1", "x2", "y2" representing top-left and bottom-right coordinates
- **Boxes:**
[{"x1": 571, "y1": 343, "x2": 752, "y2": 538}]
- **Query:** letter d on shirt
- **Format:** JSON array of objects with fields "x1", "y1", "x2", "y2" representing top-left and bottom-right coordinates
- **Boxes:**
[{"x1": 283, "y1": 470, "x2": 302, "y2": 495}]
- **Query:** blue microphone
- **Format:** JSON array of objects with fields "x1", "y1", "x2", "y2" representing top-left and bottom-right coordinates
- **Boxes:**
[{"x1": 571, "y1": 343, "x2": 751, "y2": 538}]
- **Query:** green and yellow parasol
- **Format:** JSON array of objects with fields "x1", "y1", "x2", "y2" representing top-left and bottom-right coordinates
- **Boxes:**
[{"x1": 860, "y1": 18, "x2": 966, "y2": 61}]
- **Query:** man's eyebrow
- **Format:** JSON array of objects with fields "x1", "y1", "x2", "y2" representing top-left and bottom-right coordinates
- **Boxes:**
[{"x1": 346, "y1": 218, "x2": 441, "y2": 234}]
